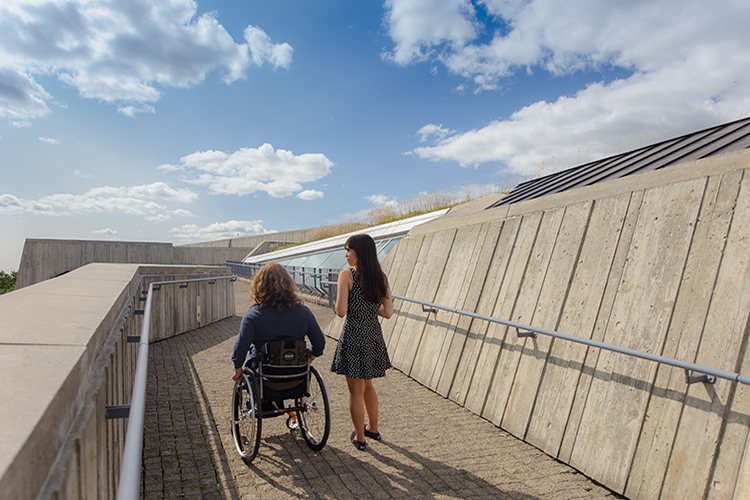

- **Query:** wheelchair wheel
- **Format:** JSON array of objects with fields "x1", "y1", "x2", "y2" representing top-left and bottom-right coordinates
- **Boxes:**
[
  {"x1": 297, "y1": 366, "x2": 330, "y2": 451},
  {"x1": 231, "y1": 370, "x2": 262, "y2": 462}
]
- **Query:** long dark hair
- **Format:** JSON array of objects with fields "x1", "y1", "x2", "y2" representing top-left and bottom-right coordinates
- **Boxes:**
[
  {"x1": 346, "y1": 234, "x2": 387, "y2": 303},
  {"x1": 251, "y1": 262, "x2": 302, "y2": 312}
]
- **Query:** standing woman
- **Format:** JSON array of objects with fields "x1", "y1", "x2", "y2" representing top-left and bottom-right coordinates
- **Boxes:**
[{"x1": 331, "y1": 234, "x2": 393, "y2": 451}]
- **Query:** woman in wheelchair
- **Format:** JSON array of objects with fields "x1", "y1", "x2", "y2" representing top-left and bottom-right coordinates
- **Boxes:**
[{"x1": 229, "y1": 263, "x2": 329, "y2": 461}]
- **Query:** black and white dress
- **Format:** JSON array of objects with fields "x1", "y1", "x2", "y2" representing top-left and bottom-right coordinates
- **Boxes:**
[{"x1": 331, "y1": 268, "x2": 392, "y2": 379}]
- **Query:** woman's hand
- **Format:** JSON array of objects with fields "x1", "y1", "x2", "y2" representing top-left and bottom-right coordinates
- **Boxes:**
[{"x1": 232, "y1": 367, "x2": 244, "y2": 382}]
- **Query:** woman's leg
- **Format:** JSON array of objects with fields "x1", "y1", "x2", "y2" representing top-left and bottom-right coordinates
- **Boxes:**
[
  {"x1": 363, "y1": 379, "x2": 379, "y2": 434},
  {"x1": 346, "y1": 376, "x2": 366, "y2": 442}
]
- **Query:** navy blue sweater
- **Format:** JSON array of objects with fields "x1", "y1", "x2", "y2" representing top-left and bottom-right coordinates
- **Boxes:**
[{"x1": 231, "y1": 304, "x2": 326, "y2": 369}]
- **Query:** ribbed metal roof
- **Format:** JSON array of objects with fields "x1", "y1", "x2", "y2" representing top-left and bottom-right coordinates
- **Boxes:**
[{"x1": 494, "y1": 116, "x2": 750, "y2": 207}]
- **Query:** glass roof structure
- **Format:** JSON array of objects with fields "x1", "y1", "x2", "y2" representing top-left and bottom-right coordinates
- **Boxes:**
[{"x1": 243, "y1": 209, "x2": 448, "y2": 272}]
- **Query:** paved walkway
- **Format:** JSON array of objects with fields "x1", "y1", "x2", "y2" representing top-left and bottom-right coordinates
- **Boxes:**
[{"x1": 143, "y1": 285, "x2": 621, "y2": 499}]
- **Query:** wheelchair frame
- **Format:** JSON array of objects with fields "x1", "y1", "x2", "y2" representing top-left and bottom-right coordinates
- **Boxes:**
[{"x1": 230, "y1": 339, "x2": 331, "y2": 462}]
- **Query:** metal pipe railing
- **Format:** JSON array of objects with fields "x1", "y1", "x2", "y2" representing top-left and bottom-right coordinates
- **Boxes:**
[
  {"x1": 233, "y1": 257, "x2": 749, "y2": 384},
  {"x1": 392, "y1": 294, "x2": 750, "y2": 386},
  {"x1": 116, "y1": 275, "x2": 236, "y2": 500}
]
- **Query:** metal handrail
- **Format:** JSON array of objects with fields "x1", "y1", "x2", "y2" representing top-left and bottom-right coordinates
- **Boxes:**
[
  {"x1": 392, "y1": 294, "x2": 750, "y2": 386},
  {"x1": 233, "y1": 258, "x2": 749, "y2": 385},
  {"x1": 116, "y1": 275, "x2": 237, "y2": 500}
]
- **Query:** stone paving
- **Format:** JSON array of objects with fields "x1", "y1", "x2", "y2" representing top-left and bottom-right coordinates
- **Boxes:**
[{"x1": 143, "y1": 284, "x2": 622, "y2": 500}]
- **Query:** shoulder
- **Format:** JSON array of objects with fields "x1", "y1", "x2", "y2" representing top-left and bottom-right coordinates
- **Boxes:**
[
  {"x1": 243, "y1": 304, "x2": 262, "y2": 318},
  {"x1": 338, "y1": 268, "x2": 353, "y2": 282}
]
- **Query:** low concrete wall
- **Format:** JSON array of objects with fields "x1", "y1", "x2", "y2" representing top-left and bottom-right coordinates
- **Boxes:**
[
  {"x1": 16, "y1": 239, "x2": 251, "y2": 289},
  {"x1": 0, "y1": 263, "x2": 235, "y2": 500},
  {"x1": 177, "y1": 229, "x2": 313, "y2": 248},
  {"x1": 327, "y1": 149, "x2": 750, "y2": 499}
]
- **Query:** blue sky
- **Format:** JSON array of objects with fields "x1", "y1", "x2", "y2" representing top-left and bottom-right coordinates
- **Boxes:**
[{"x1": 1, "y1": 0, "x2": 749, "y2": 271}]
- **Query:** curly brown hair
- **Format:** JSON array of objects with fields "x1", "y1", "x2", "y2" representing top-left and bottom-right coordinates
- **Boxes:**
[{"x1": 250, "y1": 262, "x2": 302, "y2": 312}]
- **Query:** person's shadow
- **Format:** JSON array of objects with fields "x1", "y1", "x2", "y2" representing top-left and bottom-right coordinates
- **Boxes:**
[{"x1": 244, "y1": 429, "x2": 546, "y2": 500}]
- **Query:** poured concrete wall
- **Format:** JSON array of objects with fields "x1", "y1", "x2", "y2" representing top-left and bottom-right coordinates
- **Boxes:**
[
  {"x1": 0, "y1": 263, "x2": 235, "y2": 500},
  {"x1": 177, "y1": 228, "x2": 313, "y2": 248},
  {"x1": 327, "y1": 149, "x2": 750, "y2": 499},
  {"x1": 16, "y1": 239, "x2": 251, "y2": 289}
]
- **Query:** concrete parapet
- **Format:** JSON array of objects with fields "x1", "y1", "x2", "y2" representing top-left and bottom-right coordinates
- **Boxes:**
[
  {"x1": 176, "y1": 228, "x2": 313, "y2": 249},
  {"x1": 343, "y1": 149, "x2": 750, "y2": 499},
  {"x1": 16, "y1": 239, "x2": 251, "y2": 289},
  {"x1": 0, "y1": 263, "x2": 235, "y2": 500}
]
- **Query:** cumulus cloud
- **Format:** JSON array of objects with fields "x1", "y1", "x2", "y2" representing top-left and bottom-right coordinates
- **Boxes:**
[
  {"x1": 0, "y1": 0, "x2": 293, "y2": 124},
  {"x1": 416, "y1": 123, "x2": 454, "y2": 142},
  {"x1": 0, "y1": 182, "x2": 198, "y2": 219},
  {"x1": 297, "y1": 189, "x2": 324, "y2": 201},
  {"x1": 366, "y1": 194, "x2": 398, "y2": 207},
  {"x1": 170, "y1": 219, "x2": 274, "y2": 240},
  {"x1": 161, "y1": 143, "x2": 334, "y2": 198},
  {"x1": 39, "y1": 137, "x2": 60, "y2": 145},
  {"x1": 386, "y1": 0, "x2": 750, "y2": 173}
]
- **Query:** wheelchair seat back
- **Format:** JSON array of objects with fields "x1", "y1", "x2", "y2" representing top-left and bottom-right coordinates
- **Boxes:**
[{"x1": 259, "y1": 339, "x2": 309, "y2": 399}]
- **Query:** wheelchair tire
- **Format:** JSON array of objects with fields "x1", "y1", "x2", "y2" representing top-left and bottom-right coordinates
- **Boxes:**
[
  {"x1": 231, "y1": 371, "x2": 262, "y2": 462},
  {"x1": 297, "y1": 366, "x2": 331, "y2": 451}
]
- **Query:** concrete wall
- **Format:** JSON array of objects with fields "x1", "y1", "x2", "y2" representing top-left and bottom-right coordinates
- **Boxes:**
[
  {"x1": 177, "y1": 228, "x2": 313, "y2": 248},
  {"x1": 327, "y1": 149, "x2": 750, "y2": 499},
  {"x1": 16, "y1": 239, "x2": 251, "y2": 289},
  {"x1": 0, "y1": 263, "x2": 235, "y2": 500}
]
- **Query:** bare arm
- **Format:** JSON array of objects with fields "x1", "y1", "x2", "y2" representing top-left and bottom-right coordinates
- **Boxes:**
[
  {"x1": 335, "y1": 268, "x2": 353, "y2": 318},
  {"x1": 378, "y1": 283, "x2": 393, "y2": 319}
]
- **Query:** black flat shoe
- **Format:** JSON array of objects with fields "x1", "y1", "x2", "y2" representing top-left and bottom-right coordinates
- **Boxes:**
[
  {"x1": 364, "y1": 426, "x2": 382, "y2": 441},
  {"x1": 350, "y1": 432, "x2": 366, "y2": 451}
]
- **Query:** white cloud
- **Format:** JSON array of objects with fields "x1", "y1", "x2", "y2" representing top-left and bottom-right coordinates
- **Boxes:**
[
  {"x1": 170, "y1": 219, "x2": 274, "y2": 240},
  {"x1": 74, "y1": 170, "x2": 94, "y2": 179},
  {"x1": 38, "y1": 136, "x2": 60, "y2": 145},
  {"x1": 382, "y1": 0, "x2": 479, "y2": 66},
  {"x1": 244, "y1": 26, "x2": 294, "y2": 70},
  {"x1": 92, "y1": 228, "x2": 118, "y2": 237},
  {"x1": 164, "y1": 143, "x2": 334, "y2": 198},
  {"x1": 416, "y1": 123, "x2": 454, "y2": 142},
  {"x1": 387, "y1": 0, "x2": 750, "y2": 173},
  {"x1": 0, "y1": 66, "x2": 51, "y2": 126},
  {"x1": 0, "y1": 182, "x2": 198, "y2": 219},
  {"x1": 0, "y1": 0, "x2": 293, "y2": 124},
  {"x1": 117, "y1": 105, "x2": 156, "y2": 118},
  {"x1": 297, "y1": 189, "x2": 324, "y2": 200},
  {"x1": 366, "y1": 194, "x2": 398, "y2": 207}
]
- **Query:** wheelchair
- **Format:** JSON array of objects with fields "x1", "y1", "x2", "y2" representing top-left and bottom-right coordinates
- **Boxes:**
[{"x1": 231, "y1": 338, "x2": 331, "y2": 462}]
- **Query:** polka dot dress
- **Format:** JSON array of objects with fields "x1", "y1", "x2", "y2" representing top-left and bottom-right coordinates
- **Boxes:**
[{"x1": 331, "y1": 268, "x2": 392, "y2": 379}]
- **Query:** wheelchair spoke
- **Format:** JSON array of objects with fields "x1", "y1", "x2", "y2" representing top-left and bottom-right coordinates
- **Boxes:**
[{"x1": 297, "y1": 366, "x2": 331, "y2": 451}]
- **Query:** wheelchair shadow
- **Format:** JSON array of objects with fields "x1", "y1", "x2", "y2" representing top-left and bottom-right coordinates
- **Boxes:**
[{"x1": 238, "y1": 427, "x2": 544, "y2": 500}]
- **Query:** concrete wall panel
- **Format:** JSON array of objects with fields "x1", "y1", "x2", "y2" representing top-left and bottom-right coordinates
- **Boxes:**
[
  {"x1": 381, "y1": 150, "x2": 750, "y2": 498},
  {"x1": 448, "y1": 217, "x2": 520, "y2": 406},
  {"x1": 464, "y1": 212, "x2": 542, "y2": 416},
  {"x1": 392, "y1": 229, "x2": 456, "y2": 375},
  {"x1": 411, "y1": 223, "x2": 488, "y2": 387},
  {"x1": 570, "y1": 179, "x2": 705, "y2": 491},
  {"x1": 432, "y1": 221, "x2": 502, "y2": 396},
  {"x1": 502, "y1": 202, "x2": 591, "y2": 438},
  {"x1": 526, "y1": 193, "x2": 630, "y2": 454}
]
